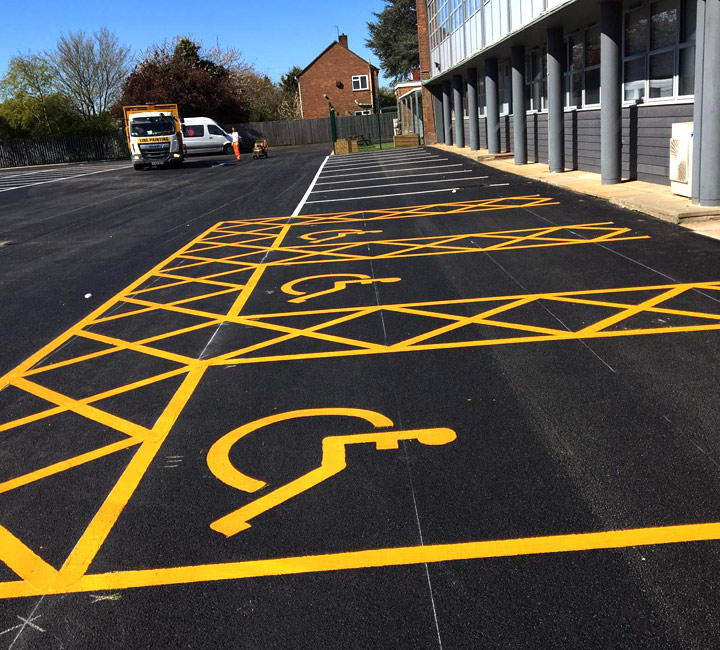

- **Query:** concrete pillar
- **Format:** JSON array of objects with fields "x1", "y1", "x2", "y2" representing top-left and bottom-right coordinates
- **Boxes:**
[
  {"x1": 433, "y1": 87, "x2": 445, "y2": 145},
  {"x1": 442, "y1": 80, "x2": 453, "y2": 146},
  {"x1": 485, "y1": 58, "x2": 500, "y2": 154},
  {"x1": 413, "y1": 92, "x2": 420, "y2": 134},
  {"x1": 547, "y1": 28, "x2": 565, "y2": 172},
  {"x1": 453, "y1": 74, "x2": 465, "y2": 148},
  {"x1": 601, "y1": 0, "x2": 622, "y2": 184},
  {"x1": 693, "y1": 0, "x2": 720, "y2": 206},
  {"x1": 467, "y1": 67, "x2": 480, "y2": 150},
  {"x1": 511, "y1": 45, "x2": 527, "y2": 165}
]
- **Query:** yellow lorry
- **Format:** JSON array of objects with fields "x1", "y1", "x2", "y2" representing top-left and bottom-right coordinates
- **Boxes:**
[{"x1": 123, "y1": 104, "x2": 185, "y2": 170}]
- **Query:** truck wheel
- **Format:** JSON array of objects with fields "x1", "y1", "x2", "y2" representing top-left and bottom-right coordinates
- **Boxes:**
[{"x1": 133, "y1": 164, "x2": 145, "y2": 171}]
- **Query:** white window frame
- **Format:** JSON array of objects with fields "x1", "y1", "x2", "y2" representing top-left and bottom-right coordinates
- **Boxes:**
[
  {"x1": 354, "y1": 110, "x2": 371, "y2": 116},
  {"x1": 352, "y1": 75, "x2": 369, "y2": 91},
  {"x1": 564, "y1": 25, "x2": 602, "y2": 109},
  {"x1": 622, "y1": 0, "x2": 696, "y2": 105},
  {"x1": 526, "y1": 46, "x2": 547, "y2": 112}
]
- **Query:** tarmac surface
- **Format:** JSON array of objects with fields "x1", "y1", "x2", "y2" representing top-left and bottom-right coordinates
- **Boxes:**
[{"x1": 1, "y1": 145, "x2": 720, "y2": 649}]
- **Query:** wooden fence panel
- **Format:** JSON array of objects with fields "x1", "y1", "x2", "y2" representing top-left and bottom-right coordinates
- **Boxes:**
[{"x1": 223, "y1": 113, "x2": 397, "y2": 148}]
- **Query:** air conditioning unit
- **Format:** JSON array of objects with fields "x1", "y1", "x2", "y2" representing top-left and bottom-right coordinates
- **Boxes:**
[{"x1": 669, "y1": 122, "x2": 693, "y2": 198}]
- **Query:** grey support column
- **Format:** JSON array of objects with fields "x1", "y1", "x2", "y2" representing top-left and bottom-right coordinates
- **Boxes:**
[
  {"x1": 547, "y1": 28, "x2": 565, "y2": 172},
  {"x1": 453, "y1": 74, "x2": 465, "y2": 148},
  {"x1": 601, "y1": 0, "x2": 622, "y2": 184},
  {"x1": 511, "y1": 45, "x2": 527, "y2": 165},
  {"x1": 433, "y1": 87, "x2": 445, "y2": 145},
  {"x1": 442, "y1": 80, "x2": 453, "y2": 146},
  {"x1": 467, "y1": 67, "x2": 480, "y2": 150},
  {"x1": 694, "y1": 0, "x2": 720, "y2": 205},
  {"x1": 413, "y1": 92, "x2": 419, "y2": 134},
  {"x1": 485, "y1": 58, "x2": 500, "y2": 154}
]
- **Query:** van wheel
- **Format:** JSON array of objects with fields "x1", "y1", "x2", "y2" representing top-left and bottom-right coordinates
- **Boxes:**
[{"x1": 223, "y1": 143, "x2": 233, "y2": 155}]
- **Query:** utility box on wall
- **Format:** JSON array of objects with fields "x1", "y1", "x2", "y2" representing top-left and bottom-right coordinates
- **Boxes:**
[{"x1": 669, "y1": 122, "x2": 693, "y2": 198}]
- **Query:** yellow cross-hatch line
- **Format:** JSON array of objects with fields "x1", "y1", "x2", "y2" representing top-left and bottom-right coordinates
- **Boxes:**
[{"x1": 0, "y1": 196, "x2": 718, "y2": 599}]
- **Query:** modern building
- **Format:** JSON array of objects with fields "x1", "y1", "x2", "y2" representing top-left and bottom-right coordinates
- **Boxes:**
[
  {"x1": 395, "y1": 70, "x2": 425, "y2": 138},
  {"x1": 298, "y1": 34, "x2": 380, "y2": 119},
  {"x1": 412, "y1": 0, "x2": 719, "y2": 206}
]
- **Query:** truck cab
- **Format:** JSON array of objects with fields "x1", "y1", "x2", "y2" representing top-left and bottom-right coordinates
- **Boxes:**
[{"x1": 123, "y1": 105, "x2": 185, "y2": 170}]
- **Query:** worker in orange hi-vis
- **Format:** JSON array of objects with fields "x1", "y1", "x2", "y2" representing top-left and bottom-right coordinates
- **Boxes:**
[{"x1": 231, "y1": 127, "x2": 241, "y2": 161}]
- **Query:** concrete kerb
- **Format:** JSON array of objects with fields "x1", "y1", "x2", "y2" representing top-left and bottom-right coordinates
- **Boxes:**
[{"x1": 430, "y1": 143, "x2": 720, "y2": 240}]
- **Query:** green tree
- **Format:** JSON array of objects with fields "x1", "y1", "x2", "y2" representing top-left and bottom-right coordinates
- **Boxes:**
[
  {"x1": 279, "y1": 66, "x2": 302, "y2": 93},
  {"x1": 1, "y1": 54, "x2": 57, "y2": 134},
  {"x1": 366, "y1": 0, "x2": 419, "y2": 83},
  {"x1": 118, "y1": 38, "x2": 246, "y2": 122},
  {"x1": 378, "y1": 86, "x2": 397, "y2": 109}
]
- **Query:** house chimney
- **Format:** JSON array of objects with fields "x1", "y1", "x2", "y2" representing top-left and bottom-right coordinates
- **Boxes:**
[{"x1": 338, "y1": 33, "x2": 348, "y2": 48}]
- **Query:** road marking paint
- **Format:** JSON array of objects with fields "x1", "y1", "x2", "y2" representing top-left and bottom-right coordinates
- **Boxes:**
[
  {"x1": 0, "y1": 165, "x2": 132, "y2": 193},
  {"x1": 325, "y1": 154, "x2": 438, "y2": 168},
  {"x1": 315, "y1": 170, "x2": 477, "y2": 185},
  {"x1": 207, "y1": 408, "x2": 455, "y2": 535},
  {"x1": 320, "y1": 164, "x2": 464, "y2": 179},
  {"x1": 6, "y1": 196, "x2": 701, "y2": 602},
  {"x1": 321, "y1": 159, "x2": 450, "y2": 173},
  {"x1": 292, "y1": 156, "x2": 329, "y2": 216},
  {"x1": 306, "y1": 188, "x2": 465, "y2": 203},
  {"x1": 310, "y1": 176, "x2": 493, "y2": 194}
]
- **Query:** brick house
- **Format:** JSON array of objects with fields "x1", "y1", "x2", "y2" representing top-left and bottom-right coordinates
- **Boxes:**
[{"x1": 298, "y1": 34, "x2": 379, "y2": 119}]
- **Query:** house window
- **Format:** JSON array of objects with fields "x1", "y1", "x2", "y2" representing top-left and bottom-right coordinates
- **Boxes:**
[
  {"x1": 525, "y1": 47, "x2": 547, "y2": 111},
  {"x1": 352, "y1": 75, "x2": 369, "y2": 91},
  {"x1": 564, "y1": 26, "x2": 601, "y2": 108},
  {"x1": 354, "y1": 110, "x2": 371, "y2": 116},
  {"x1": 623, "y1": 0, "x2": 696, "y2": 102}
]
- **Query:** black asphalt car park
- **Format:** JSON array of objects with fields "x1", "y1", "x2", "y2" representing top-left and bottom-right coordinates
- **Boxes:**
[{"x1": 1, "y1": 145, "x2": 719, "y2": 649}]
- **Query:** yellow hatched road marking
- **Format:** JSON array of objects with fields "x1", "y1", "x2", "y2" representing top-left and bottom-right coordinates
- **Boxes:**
[{"x1": 0, "y1": 196, "x2": 718, "y2": 599}]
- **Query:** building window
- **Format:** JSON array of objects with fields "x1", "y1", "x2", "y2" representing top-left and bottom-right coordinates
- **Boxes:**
[
  {"x1": 526, "y1": 47, "x2": 547, "y2": 111},
  {"x1": 352, "y1": 75, "x2": 369, "y2": 91},
  {"x1": 564, "y1": 26, "x2": 601, "y2": 108},
  {"x1": 623, "y1": 0, "x2": 696, "y2": 102}
]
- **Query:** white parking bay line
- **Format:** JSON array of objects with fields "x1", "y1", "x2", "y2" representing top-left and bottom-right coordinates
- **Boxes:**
[
  {"x1": 0, "y1": 165, "x2": 131, "y2": 193},
  {"x1": 306, "y1": 188, "x2": 463, "y2": 204},
  {"x1": 292, "y1": 155, "x2": 329, "y2": 215},
  {"x1": 325, "y1": 152, "x2": 435, "y2": 166},
  {"x1": 320, "y1": 163, "x2": 464, "y2": 179},
  {"x1": 324, "y1": 155, "x2": 440, "y2": 170},
  {"x1": 311, "y1": 176, "x2": 490, "y2": 193},
  {"x1": 321, "y1": 158, "x2": 450, "y2": 173},
  {"x1": 325, "y1": 148, "x2": 425, "y2": 162},
  {"x1": 316, "y1": 170, "x2": 479, "y2": 185}
]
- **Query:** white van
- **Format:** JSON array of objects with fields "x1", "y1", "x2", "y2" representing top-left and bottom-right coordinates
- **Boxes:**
[{"x1": 181, "y1": 117, "x2": 235, "y2": 154}]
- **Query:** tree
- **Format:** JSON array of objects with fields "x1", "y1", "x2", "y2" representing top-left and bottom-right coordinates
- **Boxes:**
[
  {"x1": 1, "y1": 54, "x2": 57, "y2": 134},
  {"x1": 378, "y1": 86, "x2": 397, "y2": 109},
  {"x1": 48, "y1": 27, "x2": 132, "y2": 118},
  {"x1": 366, "y1": 0, "x2": 419, "y2": 83},
  {"x1": 279, "y1": 66, "x2": 302, "y2": 93},
  {"x1": 118, "y1": 38, "x2": 247, "y2": 123}
]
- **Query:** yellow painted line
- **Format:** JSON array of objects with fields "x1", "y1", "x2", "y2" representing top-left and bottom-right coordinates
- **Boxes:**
[
  {"x1": 2, "y1": 521, "x2": 720, "y2": 598},
  {"x1": 56, "y1": 366, "x2": 207, "y2": 585}
]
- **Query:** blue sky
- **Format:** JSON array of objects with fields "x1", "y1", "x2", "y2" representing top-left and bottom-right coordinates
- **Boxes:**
[{"x1": 0, "y1": 0, "x2": 391, "y2": 86}]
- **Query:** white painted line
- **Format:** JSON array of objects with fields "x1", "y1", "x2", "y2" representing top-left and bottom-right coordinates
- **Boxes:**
[
  {"x1": 316, "y1": 170, "x2": 480, "y2": 185},
  {"x1": 291, "y1": 155, "x2": 329, "y2": 216},
  {"x1": 323, "y1": 147, "x2": 424, "y2": 161},
  {"x1": 324, "y1": 155, "x2": 439, "y2": 169},
  {"x1": 320, "y1": 163, "x2": 464, "y2": 179},
  {"x1": 487, "y1": 183, "x2": 510, "y2": 187},
  {"x1": 311, "y1": 176, "x2": 490, "y2": 193},
  {"x1": 321, "y1": 158, "x2": 450, "y2": 173},
  {"x1": 0, "y1": 165, "x2": 132, "y2": 193},
  {"x1": 306, "y1": 188, "x2": 462, "y2": 204},
  {"x1": 324, "y1": 152, "x2": 435, "y2": 165}
]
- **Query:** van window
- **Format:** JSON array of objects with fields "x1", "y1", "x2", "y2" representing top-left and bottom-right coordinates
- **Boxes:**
[
  {"x1": 182, "y1": 124, "x2": 205, "y2": 137},
  {"x1": 207, "y1": 125, "x2": 224, "y2": 136}
]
